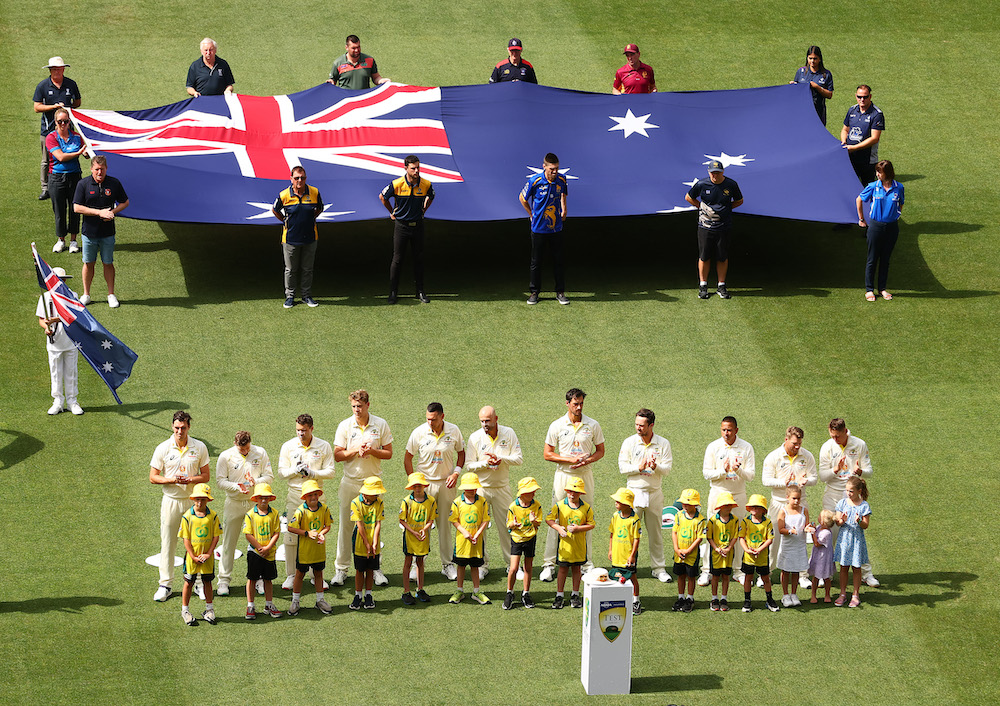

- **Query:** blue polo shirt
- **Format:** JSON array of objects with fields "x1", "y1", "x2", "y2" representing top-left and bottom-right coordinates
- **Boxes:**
[
  {"x1": 520, "y1": 173, "x2": 568, "y2": 233},
  {"x1": 381, "y1": 175, "x2": 434, "y2": 223},
  {"x1": 792, "y1": 66, "x2": 833, "y2": 123},
  {"x1": 73, "y1": 175, "x2": 128, "y2": 238},
  {"x1": 186, "y1": 57, "x2": 235, "y2": 96},
  {"x1": 33, "y1": 76, "x2": 81, "y2": 135},
  {"x1": 273, "y1": 185, "x2": 323, "y2": 245},
  {"x1": 687, "y1": 177, "x2": 743, "y2": 230},
  {"x1": 859, "y1": 180, "x2": 903, "y2": 223},
  {"x1": 844, "y1": 104, "x2": 885, "y2": 163}
]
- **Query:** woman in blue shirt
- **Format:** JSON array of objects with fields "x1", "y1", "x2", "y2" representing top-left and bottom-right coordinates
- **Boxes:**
[
  {"x1": 790, "y1": 45, "x2": 833, "y2": 125},
  {"x1": 46, "y1": 108, "x2": 87, "y2": 254},
  {"x1": 856, "y1": 160, "x2": 904, "y2": 301}
]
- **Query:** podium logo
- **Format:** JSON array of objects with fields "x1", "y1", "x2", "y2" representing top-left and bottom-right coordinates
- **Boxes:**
[{"x1": 599, "y1": 601, "x2": 627, "y2": 642}]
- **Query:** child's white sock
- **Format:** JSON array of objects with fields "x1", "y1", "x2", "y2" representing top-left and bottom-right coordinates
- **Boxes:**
[
  {"x1": 571, "y1": 591, "x2": 579, "y2": 597},
  {"x1": 265, "y1": 601, "x2": 274, "y2": 608},
  {"x1": 556, "y1": 591, "x2": 564, "y2": 598},
  {"x1": 633, "y1": 596, "x2": 640, "y2": 604},
  {"x1": 205, "y1": 602, "x2": 214, "y2": 611},
  {"x1": 355, "y1": 591, "x2": 362, "y2": 598},
  {"x1": 248, "y1": 601, "x2": 255, "y2": 609},
  {"x1": 365, "y1": 590, "x2": 372, "y2": 597},
  {"x1": 315, "y1": 591, "x2": 324, "y2": 601},
  {"x1": 292, "y1": 592, "x2": 301, "y2": 601},
  {"x1": 522, "y1": 590, "x2": 529, "y2": 596},
  {"x1": 712, "y1": 594, "x2": 718, "y2": 601}
]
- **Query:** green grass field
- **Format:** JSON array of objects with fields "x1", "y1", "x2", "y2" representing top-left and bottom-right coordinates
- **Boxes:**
[{"x1": 2, "y1": 1, "x2": 998, "y2": 704}]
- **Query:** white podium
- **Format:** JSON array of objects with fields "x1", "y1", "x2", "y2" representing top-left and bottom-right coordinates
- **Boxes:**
[{"x1": 581, "y1": 574, "x2": 633, "y2": 695}]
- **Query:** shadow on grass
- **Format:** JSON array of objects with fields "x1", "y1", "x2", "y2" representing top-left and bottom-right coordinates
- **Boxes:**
[
  {"x1": 860, "y1": 571, "x2": 976, "y2": 608},
  {"x1": 632, "y1": 673, "x2": 724, "y2": 694},
  {"x1": 0, "y1": 429, "x2": 44, "y2": 470},
  {"x1": 146, "y1": 211, "x2": 991, "y2": 304},
  {"x1": 0, "y1": 596, "x2": 123, "y2": 614}
]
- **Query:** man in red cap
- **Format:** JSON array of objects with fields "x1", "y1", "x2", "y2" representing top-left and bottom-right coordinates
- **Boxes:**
[
  {"x1": 612, "y1": 44, "x2": 656, "y2": 94},
  {"x1": 489, "y1": 38, "x2": 538, "y2": 84}
]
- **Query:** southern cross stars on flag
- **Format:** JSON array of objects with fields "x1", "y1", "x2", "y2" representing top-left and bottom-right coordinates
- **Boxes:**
[{"x1": 32, "y1": 244, "x2": 138, "y2": 404}]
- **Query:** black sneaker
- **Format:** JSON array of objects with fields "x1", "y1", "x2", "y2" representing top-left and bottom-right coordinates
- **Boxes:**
[
  {"x1": 632, "y1": 600, "x2": 642, "y2": 615},
  {"x1": 710, "y1": 598, "x2": 721, "y2": 612},
  {"x1": 527, "y1": 292, "x2": 539, "y2": 305},
  {"x1": 350, "y1": 594, "x2": 363, "y2": 611},
  {"x1": 521, "y1": 592, "x2": 535, "y2": 609},
  {"x1": 503, "y1": 592, "x2": 514, "y2": 610},
  {"x1": 364, "y1": 594, "x2": 375, "y2": 609},
  {"x1": 570, "y1": 594, "x2": 583, "y2": 609},
  {"x1": 717, "y1": 285, "x2": 731, "y2": 299},
  {"x1": 766, "y1": 596, "x2": 781, "y2": 612},
  {"x1": 39, "y1": 191, "x2": 50, "y2": 201},
  {"x1": 556, "y1": 292, "x2": 570, "y2": 305},
  {"x1": 402, "y1": 592, "x2": 416, "y2": 605},
  {"x1": 416, "y1": 589, "x2": 431, "y2": 603},
  {"x1": 417, "y1": 291, "x2": 430, "y2": 303},
  {"x1": 672, "y1": 598, "x2": 685, "y2": 612},
  {"x1": 283, "y1": 297, "x2": 295, "y2": 309},
  {"x1": 302, "y1": 296, "x2": 319, "y2": 307},
  {"x1": 387, "y1": 291, "x2": 398, "y2": 305},
  {"x1": 551, "y1": 595, "x2": 565, "y2": 609},
  {"x1": 720, "y1": 598, "x2": 729, "y2": 612},
  {"x1": 698, "y1": 285, "x2": 710, "y2": 299},
  {"x1": 682, "y1": 597, "x2": 694, "y2": 613},
  {"x1": 742, "y1": 599, "x2": 753, "y2": 613}
]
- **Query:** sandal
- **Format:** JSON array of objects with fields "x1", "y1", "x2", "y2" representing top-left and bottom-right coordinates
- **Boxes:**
[
  {"x1": 848, "y1": 595, "x2": 861, "y2": 608},
  {"x1": 834, "y1": 593, "x2": 847, "y2": 606},
  {"x1": 880, "y1": 290, "x2": 893, "y2": 300},
  {"x1": 865, "y1": 291, "x2": 876, "y2": 302}
]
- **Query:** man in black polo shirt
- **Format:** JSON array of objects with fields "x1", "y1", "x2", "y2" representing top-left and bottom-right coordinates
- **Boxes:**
[
  {"x1": 489, "y1": 38, "x2": 538, "y2": 84},
  {"x1": 684, "y1": 160, "x2": 743, "y2": 300},
  {"x1": 186, "y1": 38, "x2": 235, "y2": 97},
  {"x1": 272, "y1": 166, "x2": 324, "y2": 309},
  {"x1": 73, "y1": 156, "x2": 129, "y2": 308},
  {"x1": 379, "y1": 156, "x2": 435, "y2": 304},
  {"x1": 33, "y1": 56, "x2": 82, "y2": 200}
]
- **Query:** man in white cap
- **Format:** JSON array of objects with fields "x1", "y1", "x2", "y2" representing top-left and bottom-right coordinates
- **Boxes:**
[
  {"x1": 214, "y1": 430, "x2": 274, "y2": 596},
  {"x1": 33, "y1": 57, "x2": 81, "y2": 203},
  {"x1": 617, "y1": 408, "x2": 672, "y2": 582},
  {"x1": 465, "y1": 405, "x2": 522, "y2": 577},
  {"x1": 36, "y1": 266, "x2": 82, "y2": 415}
]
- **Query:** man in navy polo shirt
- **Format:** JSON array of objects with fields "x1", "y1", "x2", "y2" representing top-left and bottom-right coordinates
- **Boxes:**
[
  {"x1": 841, "y1": 84, "x2": 885, "y2": 185},
  {"x1": 272, "y1": 166, "x2": 324, "y2": 309},
  {"x1": 489, "y1": 38, "x2": 538, "y2": 84},
  {"x1": 33, "y1": 57, "x2": 82, "y2": 200},
  {"x1": 380, "y1": 156, "x2": 435, "y2": 304},
  {"x1": 73, "y1": 156, "x2": 128, "y2": 308},
  {"x1": 185, "y1": 38, "x2": 235, "y2": 97},
  {"x1": 685, "y1": 160, "x2": 743, "y2": 300}
]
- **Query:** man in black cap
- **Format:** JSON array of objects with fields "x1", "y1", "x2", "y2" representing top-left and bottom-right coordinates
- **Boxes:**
[
  {"x1": 685, "y1": 160, "x2": 743, "y2": 300},
  {"x1": 489, "y1": 39, "x2": 537, "y2": 84}
]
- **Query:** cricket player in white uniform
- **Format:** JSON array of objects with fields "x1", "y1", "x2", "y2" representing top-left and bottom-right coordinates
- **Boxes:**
[
  {"x1": 818, "y1": 418, "x2": 878, "y2": 586},
  {"x1": 404, "y1": 402, "x2": 465, "y2": 580},
  {"x1": 214, "y1": 430, "x2": 273, "y2": 595},
  {"x1": 761, "y1": 426, "x2": 816, "y2": 576},
  {"x1": 618, "y1": 408, "x2": 672, "y2": 582},
  {"x1": 540, "y1": 388, "x2": 605, "y2": 581},
  {"x1": 333, "y1": 389, "x2": 393, "y2": 586},
  {"x1": 277, "y1": 413, "x2": 335, "y2": 588},
  {"x1": 36, "y1": 267, "x2": 82, "y2": 415},
  {"x1": 698, "y1": 415, "x2": 755, "y2": 586},
  {"x1": 465, "y1": 405, "x2": 522, "y2": 575},
  {"x1": 149, "y1": 411, "x2": 210, "y2": 601}
]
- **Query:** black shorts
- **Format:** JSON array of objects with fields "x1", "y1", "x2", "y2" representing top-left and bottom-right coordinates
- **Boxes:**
[
  {"x1": 697, "y1": 226, "x2": 731, "y2": 262},
  {"x1": 246, "y1": 551, "x2": 278, "y2": 581},
  {"x1": 557, "y1": 559, "x2": 586, "y2": 568},
  {"x1": 511, "y1": 537, "x2": 537, "y2": 557},
  {"x1": 295, "y1": 560, "x2": 326, "y2": 574},
  {"x1": 354, "y1": 554, "x2": 381, "y2": 572},
  {"x1": 184, "y1": 572, "x2": 214, "y2": 585},
  {"x1": 609, "y1": 566, "x2": 636, "y2": 581},
  {"x1": 741, "y1": 563, "x2": 770, "y2": 576},
  {"x1": 709, "y1": 567, "x2": 733, "y2": 576},
  {"x1": 454, "y1": 555, "x2": 485, "y2": 568},
  {"x1": 674, "y1": 561, "x2": 699, "y2": 577}
]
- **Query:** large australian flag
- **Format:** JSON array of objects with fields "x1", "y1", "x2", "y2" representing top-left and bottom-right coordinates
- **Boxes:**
[
  {"x1": 69, "y1": 81, "x2": 860, "y2": 225},
  {"x1": 32, "y1": 244, "x2": 138, "y2": 403}
]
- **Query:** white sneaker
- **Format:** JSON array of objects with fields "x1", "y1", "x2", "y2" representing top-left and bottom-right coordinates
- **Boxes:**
[
  {"x1": 181, "y1": 608, "x2": 196, "y2": 626},
  {"x1": 216, "y1": 581, "x2": 230, "y2": 596},
  {"x1": 47, "y1": 402, "x2": 63, "y2": 415},
  {"x1": 790, "y1": 594, "x2": 802, "y2": 606},
  {"x1": 409, "y1": 564, "x2": 418, "y2": 581},
  {"x1": 68, "y1": 403, "x2": 84, "y2": 416},
  {"x1": 515, "y1": 568, "x2": 525, "y2": 581},
  {"x1": 653, "y1": 569, "x2": 672, "y2": 583},
  {"x1": 153, "y1": 586, "x2": 172, "y2": 602},
  {"x1": 696, "y1": 572, "x2": 711, "y2": 587},
  {"x1": 781, "y1": 595, "x2": 793, "y2": 608},
  {"x1": 68, "y1": 241, "x2": 80, "y2": 254},
  {"x1": 281, "y1": 576, "x2": 295, "y2": 590},
  {"x1": 539, "y1": 566, "x2": 556, "y2": 582},
  {"x1": 107, "y1": 294, "x2": 120, "y2": 308},
  {"x1": 79, "y1": 293, "x2": 91, "y2": 306},
  {"x1": 331, "y1": 569, "x2": 347, "y2": 586},
  {"x1": 478, "y1": 566, "x2": 489, "y2": 580},
  {"x1": 863, "y1": 574, "x2": 880, "y2": 588},
  {"x1": 799, "y1": 575, "x2": 812, "y2": 590},
  {"x1": 441, "y1": 564, "x2": 458, "y2": 581},
  {"x1": 315, "y1": 598, "x2": 332, "y2": 614},
  {"x1": 373, "y1": 569, "x2": 389, "y2": 586},
  {"x1": 52, "y1": 239, "x2": 66, "y2": 253}
]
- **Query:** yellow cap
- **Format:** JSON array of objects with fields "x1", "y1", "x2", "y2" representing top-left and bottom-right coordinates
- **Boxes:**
[
  {"x1": 714, "y1": 491, "x2": 737, "y2": 509},
  {"x1": 251, "y1": 483, "x2": 275, "y2": 500},
  {"x1": 458, "y1": 472, "x2": 482, "y2": 490},
  {"x1": 746, "y1": 494, "x2": 768, "y2": 510},
  {"x1": 405, "y1": 472, "x2": 429, "y2": 489},
  {"x1": 564, "y1": 477, "x2": 586, "y2": 494},
  {"x1": 610, "y1": 487, "x2": 635, "y2": 508},
  {"x1": 300, "y1": 479, "x2": 323, "y2": 498},
  {"x1": 190, "y1": 483, "x2": 213, "y2": 500},
  {"x1": 361, "y1": 476, "x2": 387, "y2": 495},
  {"x1": 517, "y1": 477, "x2": 541, "y2": 494},
  {"x1": 679, "y1": 488, "x2": 701, "y2": 506}
]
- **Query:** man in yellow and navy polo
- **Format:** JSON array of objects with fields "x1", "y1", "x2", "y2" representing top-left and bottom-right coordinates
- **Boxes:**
[
  {"x1": 272, "y1": 166, "x2": 324, "y2": 309},
  {"x1": 379, "y1": 155, "x2": 435, "y2": 304}
]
